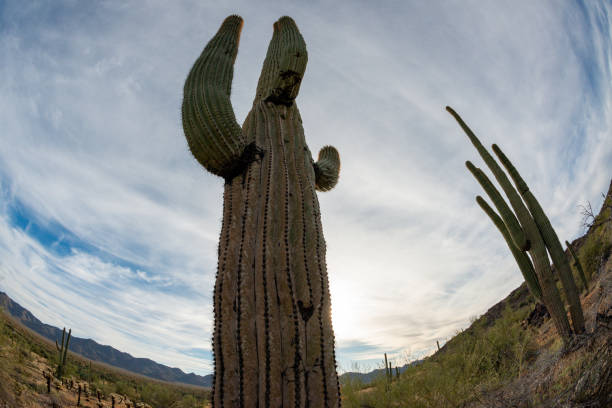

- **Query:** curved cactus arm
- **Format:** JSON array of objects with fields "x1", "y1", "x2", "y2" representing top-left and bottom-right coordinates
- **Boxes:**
[
  {"x1": 314, "y1": 145, "x2": 340, "y2": 192},
  {"x1": 476, "y1": 196, "x2": 542, "y2": 301},
  {"x1": 566, "y1": 240, "x2": 588, "y2": 291},
  {"x1": 182, "y1": 15, "x2": 248, "y2": 179},
  {"x1": 447, "y1": 107, "x2": 530, "y2": 251},
  {"x1": 492, "y1": 144, "x2": 585, "y2": 334}
]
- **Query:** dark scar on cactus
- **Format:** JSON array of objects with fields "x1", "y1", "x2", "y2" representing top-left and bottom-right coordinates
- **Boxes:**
[
  {"x1": 265, "y1": 70, "x2": 304, "y2": 106},
  {"x1": 298, "y1": 300, "x2": 314, "y2": 322},
  {"x1": 222, "y1": 142, "x2": 265, "y2": 183}
]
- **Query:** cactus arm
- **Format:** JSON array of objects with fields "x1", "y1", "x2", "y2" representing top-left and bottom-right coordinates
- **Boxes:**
[
  {"x1": 182, "y1": 15, "x2": 248, "y2": 179},
  {"x1": 447, "y1": 107, "x2": 530, "y2": 251},
  {"x1": 492, "y1": 144, "x2": 585, "y2": 334},
  {"x1": 466, "y1": 161, "x2": 526, "y2": 249},
  {"x1": 256, "y1": 17, "x2": 308, "y2": 106},
  {"x1": 476, "y1": 196, "x2": 542, "y2": 301},
  {"x1": 58, "y1": 327, "x2": 65, "y2": 353},
  {"x1": 314, "y1": 145, "x2": 340, "y2": 192},
  {"x1": 265, "y1": 18, "x2": 307, "y2": 106},
  {"x1": 566, "y1": 240, "x2": 588, "y2": 290}
]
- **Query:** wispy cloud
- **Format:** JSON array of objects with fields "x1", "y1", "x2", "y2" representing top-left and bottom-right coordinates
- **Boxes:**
[{"x1": 0, "y1": 0, "x2": 610, "y2": 376}]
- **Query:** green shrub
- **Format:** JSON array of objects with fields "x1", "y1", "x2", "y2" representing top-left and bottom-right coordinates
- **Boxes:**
[{"x1": 580, "y1": 237, "x2": 612, "y2": 280}]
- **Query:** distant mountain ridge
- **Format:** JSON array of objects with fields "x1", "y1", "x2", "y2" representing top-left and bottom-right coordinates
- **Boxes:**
[
  {"x1": 0, "y1": 291, "x2": 212, "y2": 388},
  {"x1": 339, "y1": 359, "x2": 422, "y2": 385}
]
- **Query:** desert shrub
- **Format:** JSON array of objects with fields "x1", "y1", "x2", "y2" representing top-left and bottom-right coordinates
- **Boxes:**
[{"x1": 580, "y1": 237, "x2": 612, "y2": 280}]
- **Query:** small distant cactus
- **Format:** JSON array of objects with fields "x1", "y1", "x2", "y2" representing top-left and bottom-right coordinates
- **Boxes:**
[
  {"x1": 55, "y1": 327, "x2": 71, "y2": 378},
  {"x1": 182, "y1": 15, "x2": 341, "y2": 407},
  {"x1": 384, "y1": 353, "x2": 392, "y2": 383},
  {"x1": 383, "y1": 353, "x2": 393, "y2": 390},
  {"x1": 447, "y1": 106, "x2": 585, "y2": 341}
]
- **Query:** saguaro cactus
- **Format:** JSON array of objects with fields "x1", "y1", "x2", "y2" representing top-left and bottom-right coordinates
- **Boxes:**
[
  {"x1": 182, "y1": 16, "x2": 341, "y2": 407},
  {"x1": 55, "y1": 327, "x2": 71, "y2": 378},
  {"x1": 447, "y1": 106, "x2": 585, "y2": 340}
]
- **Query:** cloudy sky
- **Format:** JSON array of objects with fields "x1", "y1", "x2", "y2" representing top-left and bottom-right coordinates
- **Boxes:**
[{"x1": 1, "y1": 1, "x2": 611, "y2": 376}]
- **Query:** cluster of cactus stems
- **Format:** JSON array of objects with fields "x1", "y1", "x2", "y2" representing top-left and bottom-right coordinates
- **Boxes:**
[
  {"x1": 383, "y1": 353, "x2": 399, "y2": 384},
  {"x1": 382, "y1": 353, "x2": 400, "y2": 389},
  {"x1": 182, "y1": 15, "x2": 341, "y2": 407},
  {"x1": 446, "y1": 107, "x2": 585, "y2": 341},
  {"x1": 566, "y1": 240, "x2": 589, "y2": 291},
  {"x1": 56, "y1": 327, "x2": 71, "y2": 378}
]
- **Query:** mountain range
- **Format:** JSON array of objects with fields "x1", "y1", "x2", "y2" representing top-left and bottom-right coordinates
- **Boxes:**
[{"x1": 0, "y1": 291, "x2": 213, "y2": 388}]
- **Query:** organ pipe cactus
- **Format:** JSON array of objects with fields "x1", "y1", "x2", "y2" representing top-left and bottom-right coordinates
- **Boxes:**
[
  {"x1": 491, "y1": 144, "x2": 585, "y2": 333},
  {"x1": 56, "y1": 327, "x2": 71, "y2": 378},
  {"x1": 182, "y1": 16, "x2": 341, "y2": 407},
  {"x1": 467, "y1": 160, "x2": 567, "y2": 331},
  {"x1": 447, "y1": 106, "x2": 586, "y2": 340}
]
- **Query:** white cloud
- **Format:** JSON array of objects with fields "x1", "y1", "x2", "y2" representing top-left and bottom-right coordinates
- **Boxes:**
[{"x1": 0, "y1": 0, "x2": 610, "y2": 376}]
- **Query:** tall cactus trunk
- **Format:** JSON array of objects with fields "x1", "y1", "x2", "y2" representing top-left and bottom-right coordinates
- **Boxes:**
[
  {"x1": 183, "y1": 16, "x2": 341, "y2": 408},
  {"x1": 214, "y1": 103, "x2": 339, "y2": 407}
]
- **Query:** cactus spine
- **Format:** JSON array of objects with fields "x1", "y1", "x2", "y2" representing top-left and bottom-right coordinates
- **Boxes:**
[
  {"x1": 566, "y1": 240, "x2": 588, "y2": 291},
  {"x1": 55, "y1": 327, "x2": 71, "y2": 378},
  {"x1": 447, "y1": 106, "x2": 582, "y2": 341},
  {"x1": 182, "y1": 16, "x2": 341, "y2": 407}
]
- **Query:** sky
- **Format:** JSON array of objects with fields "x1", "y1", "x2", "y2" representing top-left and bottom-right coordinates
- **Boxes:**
[{"x1": 0, "y1": 0, "x2": 611, "y2": 377}]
